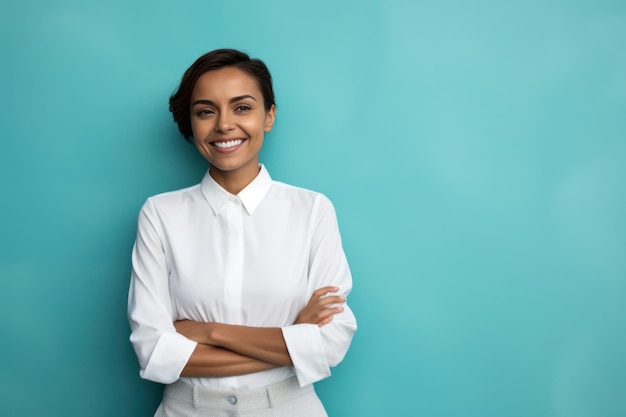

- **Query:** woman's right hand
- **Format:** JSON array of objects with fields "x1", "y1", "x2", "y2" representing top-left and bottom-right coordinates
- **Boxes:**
[{"x1": 295, "y1": 286, "x2": 345, "y2": 327}]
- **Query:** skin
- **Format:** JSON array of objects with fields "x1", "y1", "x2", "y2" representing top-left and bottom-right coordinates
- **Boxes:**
[{"x1": 175, "y1": 67, "x2": 345, "y2": 377}]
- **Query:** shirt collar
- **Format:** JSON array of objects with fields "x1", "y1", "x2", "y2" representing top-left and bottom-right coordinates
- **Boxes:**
[{"x1": 200, "y1": 164, "x2": 272, "y2": 216}]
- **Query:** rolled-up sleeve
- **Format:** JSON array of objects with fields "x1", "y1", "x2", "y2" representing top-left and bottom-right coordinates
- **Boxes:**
[
  {"x1": 282, "y1": 195, "x2": 357, "y2": 386},
  {"x1": 128, "y1": 199, "x2": 197, "y2": 384}
]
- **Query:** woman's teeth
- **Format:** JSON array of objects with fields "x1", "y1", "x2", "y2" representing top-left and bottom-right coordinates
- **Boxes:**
[{"x1": 214, "y1": 139, "x2": 244, "y2": 149}]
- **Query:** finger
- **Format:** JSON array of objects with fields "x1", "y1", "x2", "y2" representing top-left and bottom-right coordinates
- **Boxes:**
[
  {"x1": 311, "y1": 286, "x2": 340, "y2": 298},
  {"x1": 317, "y1": 307, "x2": 344, "y2": 327},
  {"x1": 312, "y1": 306, "x2": 344, "y2": 323},
  {"x1": 318, "y1": 315, "x2": 333, "y2": 327},
  {"x1": 314, "y1": 295, "x2": 346, "y2": 308}
]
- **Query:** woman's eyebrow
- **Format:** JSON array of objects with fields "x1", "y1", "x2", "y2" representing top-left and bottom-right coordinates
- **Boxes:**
[
  {"x1": 192, "y1": 95, "x2": 257, "y2": 107},
  {"x1": 230, "y1": 94, "x2": 257, "y2": 103}
]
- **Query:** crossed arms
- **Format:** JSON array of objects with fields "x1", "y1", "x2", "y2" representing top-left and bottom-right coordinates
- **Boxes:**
[{"x1": 174, "y1": 286, "x2": 345, "y2": 377}]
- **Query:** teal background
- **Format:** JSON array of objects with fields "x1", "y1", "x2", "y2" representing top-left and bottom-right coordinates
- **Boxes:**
[{"x1": 1, "y1": 0, "x2": 625, "y2": 416}]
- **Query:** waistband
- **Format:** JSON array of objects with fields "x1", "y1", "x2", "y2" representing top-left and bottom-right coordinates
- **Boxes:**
[{"x1": 163, "y1": 377, "x2": 312, "y2": 412}]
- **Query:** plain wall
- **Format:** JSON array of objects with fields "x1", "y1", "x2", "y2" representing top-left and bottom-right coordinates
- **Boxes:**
[{"x1": 1, "y1": 1, "x2": 625, "y2": 416}]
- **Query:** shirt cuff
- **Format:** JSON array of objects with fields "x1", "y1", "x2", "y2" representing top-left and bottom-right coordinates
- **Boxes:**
[
  {"x1": 140, "y1": 331, "x2": 198, "y2": 384},
  {"x1": 282, "y1": 324, "x2": 331, "y2": 386}
]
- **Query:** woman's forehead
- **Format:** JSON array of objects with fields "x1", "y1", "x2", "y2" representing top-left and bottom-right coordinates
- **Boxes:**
[{"x1": 192, "y1": 67, "x2": 261, "y2": 100}]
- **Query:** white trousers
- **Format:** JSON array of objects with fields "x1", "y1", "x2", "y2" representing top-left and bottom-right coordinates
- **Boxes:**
[{"x1": 155, "y1": 377, "x2": 328, "y2": 417}]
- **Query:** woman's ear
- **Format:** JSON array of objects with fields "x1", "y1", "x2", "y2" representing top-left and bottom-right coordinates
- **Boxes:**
[{"x1": 264, "y1": 105, "x2": 276, "y2": 132}]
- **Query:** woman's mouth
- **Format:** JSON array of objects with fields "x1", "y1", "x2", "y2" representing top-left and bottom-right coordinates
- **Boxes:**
[{"x1": 211, "y1": 139, "x2": 245, "y2": 150}]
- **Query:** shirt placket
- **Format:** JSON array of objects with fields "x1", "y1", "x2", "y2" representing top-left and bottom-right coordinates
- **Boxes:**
[{"x1": 223, "y1": 196, "x2": 244, "y2": 325}]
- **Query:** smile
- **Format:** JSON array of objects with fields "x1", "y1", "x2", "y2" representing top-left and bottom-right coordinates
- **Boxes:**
[{"x1": 212, "y1": 139, "x2": 245, "y2": 149}]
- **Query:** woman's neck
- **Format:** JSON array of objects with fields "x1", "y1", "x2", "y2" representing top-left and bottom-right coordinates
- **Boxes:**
[{"x1": 209, "y1": 164, "x2": 261, "y2": 195}]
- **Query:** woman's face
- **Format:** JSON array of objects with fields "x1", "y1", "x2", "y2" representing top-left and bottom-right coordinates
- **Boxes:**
[{"x1": 190, "y1": 66, "x2": 275, "y2": 183}]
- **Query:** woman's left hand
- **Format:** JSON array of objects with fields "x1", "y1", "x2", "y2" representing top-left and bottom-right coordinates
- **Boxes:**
[{"x1": 295, "y1": 286, "x2": 345, "y2": 327}]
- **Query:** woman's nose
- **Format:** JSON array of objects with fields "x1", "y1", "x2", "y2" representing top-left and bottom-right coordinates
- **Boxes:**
[{"x1": 215, "y1": 112, "x2": 235, "y2": 132}]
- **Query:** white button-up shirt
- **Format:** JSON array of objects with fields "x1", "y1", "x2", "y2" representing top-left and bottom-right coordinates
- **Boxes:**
[{"x1": 128, "y1": 165, "x2": 356, "y2": 389}]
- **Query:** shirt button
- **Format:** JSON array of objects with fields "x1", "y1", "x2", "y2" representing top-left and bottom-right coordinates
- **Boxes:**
[{"x1": 227, "y1": 395, "x2": 237, "y2": 405}]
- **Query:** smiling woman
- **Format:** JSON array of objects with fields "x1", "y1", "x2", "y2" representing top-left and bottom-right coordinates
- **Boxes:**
[{"x1": 127, "y1": 49, "x2": 356, "y2": 417}]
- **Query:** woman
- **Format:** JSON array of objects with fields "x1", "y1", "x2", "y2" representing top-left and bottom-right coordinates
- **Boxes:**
[{"x1": 128, "y1": 49, "x2": 356, "y2": 417}]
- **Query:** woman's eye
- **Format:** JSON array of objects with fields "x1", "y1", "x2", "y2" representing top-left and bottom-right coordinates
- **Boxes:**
[
  {"x1": 235, "y1": 105, "x2": 251, "y2": 112},
  {"x1": 196, "y1": 109, "x2": 214, "y2": 117}
]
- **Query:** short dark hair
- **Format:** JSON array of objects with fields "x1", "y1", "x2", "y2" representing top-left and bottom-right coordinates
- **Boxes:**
[{"x1": 169, "y1": 49, "x2": 276, "y2": 142}]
